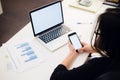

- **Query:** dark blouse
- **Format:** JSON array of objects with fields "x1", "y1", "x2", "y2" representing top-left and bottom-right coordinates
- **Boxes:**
[{"x1": 50, "y1": 57, "x2": 112, "y2": 80}]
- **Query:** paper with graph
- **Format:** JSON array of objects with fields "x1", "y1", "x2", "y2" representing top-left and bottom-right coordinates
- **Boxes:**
[{"x1": 6, "y1": 42, "x2": 49, "y2": 72}]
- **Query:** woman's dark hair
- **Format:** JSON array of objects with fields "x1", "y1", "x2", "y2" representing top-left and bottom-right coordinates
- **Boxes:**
[{"x1": 91, "y1": 8, "x2": 120, "y2": 57}]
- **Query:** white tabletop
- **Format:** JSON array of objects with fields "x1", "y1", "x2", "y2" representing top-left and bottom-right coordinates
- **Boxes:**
[{"x1": 0, "y1": 0, "x2": 114, "y2": 80}]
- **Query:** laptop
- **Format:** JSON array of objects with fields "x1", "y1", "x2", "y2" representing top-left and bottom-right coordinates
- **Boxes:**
[{"x1": 29, "y1": 0, "x2": 71, "y2": 51}]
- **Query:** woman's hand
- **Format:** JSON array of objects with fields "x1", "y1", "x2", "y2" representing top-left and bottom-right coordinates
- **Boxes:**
[
  {"x1": 78, "y1": 42, "x2": 96, "y2": 53},
  {"x1": 68, "y1": 41, "x2": 79, "y2": 55}
]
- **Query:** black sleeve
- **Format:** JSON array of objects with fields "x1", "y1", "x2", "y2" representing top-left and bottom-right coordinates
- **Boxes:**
[{"x1": 50, "y1": 57, "x2": 110, "y2": 80}]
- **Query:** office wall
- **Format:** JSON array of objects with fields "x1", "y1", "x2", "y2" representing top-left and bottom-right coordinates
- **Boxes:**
[
  {"x1": 0, "y1": 0, "x2": 55, "y2": 46},
  {"x1": 0, "y1": 0, "x2": 3, "y2": 15}
]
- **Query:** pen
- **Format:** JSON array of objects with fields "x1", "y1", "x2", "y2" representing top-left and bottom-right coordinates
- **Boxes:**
[{"x1": 77, "y1": 22, "x2": 92, "y2": 24}]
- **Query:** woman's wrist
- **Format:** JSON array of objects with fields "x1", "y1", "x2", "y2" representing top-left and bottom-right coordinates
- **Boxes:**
[
  {"x1": 61, "y1": 52, "x2": 79, "y2": 69},
  {"x1": 89, "y1": 49, "x2": 96, "y2": 53}
]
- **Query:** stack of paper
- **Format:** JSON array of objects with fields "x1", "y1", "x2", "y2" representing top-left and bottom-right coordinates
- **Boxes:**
[
  {"x1": 103, "y1": 1, "x2": 120, "y2": 7},
  {"x1": 6, "y1": 42, "x2": 48, "y2": 72},
  {"x1": 69, "y1": 0, "x2": 104, "y2": 13}
]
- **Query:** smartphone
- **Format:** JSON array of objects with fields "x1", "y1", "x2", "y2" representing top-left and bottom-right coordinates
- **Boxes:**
[{"x1": 68, "y1": 32, "x2": 83, "y2": 52}]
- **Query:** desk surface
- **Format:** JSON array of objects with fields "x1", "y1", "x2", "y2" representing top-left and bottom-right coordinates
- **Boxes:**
[{"x1": 0, "y1": 0, "x2": 114, "y2": 80}]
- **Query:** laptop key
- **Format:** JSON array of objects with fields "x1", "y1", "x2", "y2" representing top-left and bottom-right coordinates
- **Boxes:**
[{"x1": 39, "y1": 26, "x2": 67, "y2": 43}]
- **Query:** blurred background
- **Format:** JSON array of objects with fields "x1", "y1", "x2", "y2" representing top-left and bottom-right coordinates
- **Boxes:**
[{"x1": 0, "y1": 0, "x2": 55, "y2": 46}]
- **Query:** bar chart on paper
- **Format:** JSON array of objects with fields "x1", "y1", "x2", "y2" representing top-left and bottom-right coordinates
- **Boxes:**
[
  {"x1": 6, "y1": 42, "x2": 47, "y2": 72},
  {"x1": 15, "y1": 42, "x2": 38, "y2": 63}
]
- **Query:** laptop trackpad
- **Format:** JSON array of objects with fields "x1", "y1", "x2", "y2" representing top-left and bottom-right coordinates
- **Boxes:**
[{"x1": 45, "y1": 34, "x2": 68, "y2": 51}]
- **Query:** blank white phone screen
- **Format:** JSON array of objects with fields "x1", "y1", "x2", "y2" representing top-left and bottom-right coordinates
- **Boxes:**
[{"x1": 69, "y1": 34, "x2": 82, "y2": 50}]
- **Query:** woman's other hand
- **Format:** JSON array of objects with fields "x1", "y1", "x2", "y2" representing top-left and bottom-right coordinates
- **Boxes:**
[{"x1": 78, "y1": 42, "x2": 96, "y2": 53}]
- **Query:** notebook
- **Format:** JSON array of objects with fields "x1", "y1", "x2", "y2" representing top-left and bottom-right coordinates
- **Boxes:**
[
  {"x1": 69, "y1": 0, "x2": 104, "y2": 13},
  {"x1": 29, "y1": 0, "x2": 71, "y2": 51}
]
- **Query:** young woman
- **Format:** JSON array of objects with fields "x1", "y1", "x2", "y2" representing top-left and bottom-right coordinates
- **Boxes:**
[{"x1": 50, "y1": 8, "x2": 120, "y2": 80}]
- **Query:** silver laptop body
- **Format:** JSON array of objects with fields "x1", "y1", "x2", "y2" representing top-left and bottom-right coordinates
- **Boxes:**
[{"x1": 29, "y1": 0, "x2": 71, "y2": 51}]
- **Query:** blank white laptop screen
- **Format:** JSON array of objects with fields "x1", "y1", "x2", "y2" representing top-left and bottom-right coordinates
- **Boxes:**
[
  {"x1": 29, "y1": 1, "x2": 70, "y2": 51},
  {"x1": 30, "y1": 1, "x2": 63, "y2": 35}
]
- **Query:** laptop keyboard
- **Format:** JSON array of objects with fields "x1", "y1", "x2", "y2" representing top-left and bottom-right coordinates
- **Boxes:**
[{"x1": 39, "y1": 26, "x2": 69, "y2": 43}]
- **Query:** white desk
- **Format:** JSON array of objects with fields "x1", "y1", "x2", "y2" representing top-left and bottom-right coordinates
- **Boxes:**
[{"x1": 0, "y1": 0, "x2": 113, "y2": 80}]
